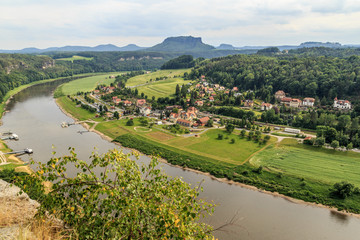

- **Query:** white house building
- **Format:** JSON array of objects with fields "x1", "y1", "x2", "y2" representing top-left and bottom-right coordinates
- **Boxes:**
[
  {"x1": 302, "y1": 97, "x2": 315, "y2": 107},
  {"x1": 333, "y1": 97, "x2": 351, "y2": 110}
]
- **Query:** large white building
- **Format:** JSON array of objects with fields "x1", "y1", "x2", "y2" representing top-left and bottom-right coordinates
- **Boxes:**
[
  {"x1": 302, "y1": 97, "x2": 315, "y2": 107},
  {"x1": 333, "y1": 97, "x2": 351, "y2": 110}
]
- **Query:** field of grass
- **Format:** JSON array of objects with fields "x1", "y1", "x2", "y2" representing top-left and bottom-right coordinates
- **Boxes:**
[
  {"x1": 57, "y1": 55, "x2": 93, "y2": 62},
  {"x1": 165, "y1": 129, "x2": 276, "y2": 165},
  {"x1": 136, "y1": 78, "x2": 194, "y2": 99},
  {"x1": 250, "y1": 138, "x2": 360, "y2": 186},
  {"x1": 61, "y1": 73, "x2": 125, "y2": 95},
  {"x1": 126, "y1": 69, "x2": 190, "y2": 87},
  {"x1": 56, "y1": 96, "x2": 98, "y2": 121}
]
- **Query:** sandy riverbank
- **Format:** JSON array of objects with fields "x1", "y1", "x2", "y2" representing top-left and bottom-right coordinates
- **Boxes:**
[{"x1": 55, "y1": 98, "x2": 360, "y2": 219}]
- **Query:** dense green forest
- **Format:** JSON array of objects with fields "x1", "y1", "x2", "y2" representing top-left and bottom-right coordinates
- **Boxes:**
[
  {"x1": 189, "y1": 54, "x2": 360, "y2": 99},
  {"x1": 0, "y1": 54, "x2": 72, "y2": 101},
  {"x1": 161, "y1": 55, "x2": 195, "y2": 69}
]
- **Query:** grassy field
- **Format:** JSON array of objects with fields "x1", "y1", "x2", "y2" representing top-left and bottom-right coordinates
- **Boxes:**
[
  {"x1": 250, "y1": 138, "x2": 360, "y2": 185},
  {"x1": 60, "y1": 73, "x2": 125, "y2": 95},
  {"x1": 136, "y1": 78, "x2": 194, "y2": 99},
  {"x1": 56, "y1": 96, "x2": 98, "y2": 121},
  {"x1": 126, "y1": 69, "x2": 190, "y2": 87},
  {"x1": 57, "y1": 55, "x2": 93, "y2": 62}
]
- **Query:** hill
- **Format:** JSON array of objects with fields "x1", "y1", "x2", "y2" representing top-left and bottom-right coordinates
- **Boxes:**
[{"x1": 146, "y1": 36, "x2": 215, "y2": 52}]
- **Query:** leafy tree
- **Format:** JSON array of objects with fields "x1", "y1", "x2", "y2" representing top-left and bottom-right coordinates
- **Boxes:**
[
  {"x1": 206, "y1": 119, "x2": 213, "y2": 127},
  {"x1": 28, "y1": 150, "x2": 215, "y2": 239},
  {"x1": 225, "y1": 124, "x2": 235, "y2": 134},
  {"x1": 314, "y1": 137, "x2": 325, "y2": 146},
  {"x1": 113, "y1": 111, "x2": 120, "y2": 120},
  {"x1": 240, "y1": 129, "x2": 246, "y2": 138},
  {"x1": 331, "y1": 140, "x2": 339, "y2": 150},
  {"x1": 126, "y1": 119, "x2": 134, "y2": 126},
  {"x1": 217, "y1": 133, "x2": 223, "y2": 140},
  {"x1": 331, "y1": 181, "x2": 356, "y2": 199},
  {"x1": 230, "y1": 138, "x2": 235, "y2": 144},
  {"x1": 347, "y1": 142, "x2": 353, "y2": 151}
]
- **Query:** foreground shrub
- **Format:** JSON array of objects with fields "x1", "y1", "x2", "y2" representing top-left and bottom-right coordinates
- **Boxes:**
[{"x1": 29, "y1": 149, "x2": 215, "y2": 240}]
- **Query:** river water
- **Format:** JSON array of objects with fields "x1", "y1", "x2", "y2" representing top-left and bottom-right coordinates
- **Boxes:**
[{"x1": 2, "y1": 80, "x2": 360, "y2": 240}]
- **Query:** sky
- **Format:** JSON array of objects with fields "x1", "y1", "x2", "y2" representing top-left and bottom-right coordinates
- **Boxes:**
[{"x1": 1, "y1": 0, "x2": 360, "y2": 49}]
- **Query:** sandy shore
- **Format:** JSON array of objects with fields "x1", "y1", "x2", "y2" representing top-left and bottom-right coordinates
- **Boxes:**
[{"x1": 55, "y1": 98, "x2": 360, "y2": 218}]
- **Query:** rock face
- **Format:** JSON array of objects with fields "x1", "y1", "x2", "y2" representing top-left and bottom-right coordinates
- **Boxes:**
[
  {"x1": 0, "y1": 179, "x2": 40, "y2": 239},
  {"x1": 147, "y1": 36, "x2": 215, "y2": 52}
]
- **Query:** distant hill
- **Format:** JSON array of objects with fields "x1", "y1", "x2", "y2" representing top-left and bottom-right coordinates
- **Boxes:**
[
  {"x1": 146, "y1": 36, "x2": 215, "y2": 52},
  {"x1": 299, "y1": 42, "x2": 342, "y2": 48},
  {"x1": 216, "y1": 44, "x2": 237, "y2": 50},
  {"x1": 0, "y1": 44, "x2": 146, "y2": 54}
]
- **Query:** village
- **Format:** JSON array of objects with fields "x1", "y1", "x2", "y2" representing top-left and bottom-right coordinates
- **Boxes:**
[{"x1": 69, "y1": 73, "x2": 352, "y2": 136}]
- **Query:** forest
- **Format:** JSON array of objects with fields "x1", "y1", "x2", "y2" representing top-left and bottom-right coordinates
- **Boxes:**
[{"x1": 189, "y1": 53, "x2": 360, "y2": 100}]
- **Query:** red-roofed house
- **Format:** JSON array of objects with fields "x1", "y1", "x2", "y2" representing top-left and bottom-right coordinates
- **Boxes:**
[
  {"x1": 136, "y1": 99, "x2": 146, "y2": 107},
  {"x1": 123, "y1": 100, "x2": 132, "y2": 107},
  {"x1": 232, "y1": 87, "x2": 239, "y2": 92},
  {"x1": 198, "y1": 117, "x2": 210, "y2": 126},
  {"x1": 261, "y1": 103, "x2": 273, "y2": 111},
  {"x1": 275, "y1": 90, "x2": 286, "y2": 100},
  {"x1": 290, "y1": 99, "x2": 302, "y2": 108},
  {"x1": 177, "y1": 119, "x2": 192, "y2": 127},
  {"x1": 195, "y1": 100, "x2": 203, "y2": 107},
  {"x1": 333, "y1": 98, "x2": 351, "y2": 109},
  {"x1": 303, "y1": 97, "x2": 315, "y2": 107},
  {"x1": 244, "y1": 100, "x2": 254, "y2": 108},
  {"x1": 209, "y1": 96, "x2": 214, "y2": 102}
]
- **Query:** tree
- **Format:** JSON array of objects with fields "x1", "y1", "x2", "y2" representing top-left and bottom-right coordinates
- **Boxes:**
[
  {"x1": 217, "y1": 133, "x2": 223, "y2": 140},
  {"x1": 331, "y1": 181, "x2": 356, "y2": 199},
  {"x1": 230, "y1": 138, "x2": 235, "y2": 144},
  {"x1": 226, "y1": 124, "x2": 235, "y2": 134},
  {"x1": 206, "y1": 119, "x2": 213, "y2": 127},
  {"x1": 314, "y1": 137, "x2": 325, "y2": 146},
  {"x1": 113, "y1": 111, "x2": 120, "y2": 120},
  {"x1": 126, "y1": 118, "x2": 134, "y2": 126},
  {"x1": 331, "y1": 140, "x2": 339, "y2": 150},
  {"x1": 347, "y1": 142, "x2": 353, "y2": 151},
  {"x1": 175, "y1": 84, "x2": 180, "y2": 96},
  {"x1": 29, "y1": 150, "x2": 215, "y2": 239},
  {"x1": 240, "y1": 129, "x2": 246, "y2": 138}
]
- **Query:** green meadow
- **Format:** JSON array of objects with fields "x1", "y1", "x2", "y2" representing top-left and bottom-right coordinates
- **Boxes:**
[
  {"x1": 250, "y1": 138, "x2": 360, "y2": 185},
  {"x1": 126, "y1": 69, "x2": 190, "y2": 87},
  {"x1": 60, "y1": 73, "x2": 125, "y2": 95},
  {"x1": 56, "y1": 55, "x2": 93, "y2": 62}
]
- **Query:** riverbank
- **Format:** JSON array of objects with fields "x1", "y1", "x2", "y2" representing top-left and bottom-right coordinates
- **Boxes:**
[{"x1": 55, "y1": 96, "x2": 360, "y2": 218}]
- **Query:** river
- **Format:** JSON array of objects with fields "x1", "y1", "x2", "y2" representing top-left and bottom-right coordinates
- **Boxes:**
[{"x1": 2, "y1": 80, "x2": 360, "y2": 240}]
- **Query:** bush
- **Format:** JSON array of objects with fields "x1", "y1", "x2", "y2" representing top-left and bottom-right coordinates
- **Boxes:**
[
  {"x1": 28, "y1": 149, "x2": 215, "y2": 239},
  {"x1": 217, "y1": 134, "x2": 223, "y2": 140},
  {"x1": 331, "y1": 181, "x2": 356, "y2": 199}
]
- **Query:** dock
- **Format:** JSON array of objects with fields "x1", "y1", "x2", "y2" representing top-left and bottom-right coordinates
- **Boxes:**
[
  {"x1": 1, "y1": 133, "x2": 19, "y2": 141},
  {"x1": 5, "y1": 148, "x2": 33, "y2": 155}
]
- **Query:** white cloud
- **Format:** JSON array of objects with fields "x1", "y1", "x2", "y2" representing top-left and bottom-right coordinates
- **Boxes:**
[{"x1": 0, "y1": 0, "x2": 360, "y2": 49}]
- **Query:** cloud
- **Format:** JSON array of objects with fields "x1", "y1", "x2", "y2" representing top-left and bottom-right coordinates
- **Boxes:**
[{"x1": 0, "y1": 0, "x2": 360, "y2": 49}]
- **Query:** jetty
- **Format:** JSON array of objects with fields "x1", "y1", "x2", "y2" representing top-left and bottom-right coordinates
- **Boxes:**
[
  {"x1": 1, "y1": 133, "x2": 19, "y2": 141},
  {"x1": 5, "y1": 148, "x2": 33, "y2": 155}
]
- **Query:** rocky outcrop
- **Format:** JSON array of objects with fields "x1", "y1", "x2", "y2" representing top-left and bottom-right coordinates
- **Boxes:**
[{"x1": 0, "y1": 179, "x2": 40, "y2": 239}]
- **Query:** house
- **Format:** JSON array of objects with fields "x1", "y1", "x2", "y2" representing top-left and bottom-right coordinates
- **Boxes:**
[
  {"x1": 290, "y1": 99, "x2": 302, "y2": 108},
  {"x1": 106, "y1": 112, "x2": 113, "y2": 118},
  {"x1": 93, "y1": 90, "x2": 100, "y2": 94},
  {"x1": 207, "y1": 88, "x2": 214, "y2": 93},
  {"x1": 234, "y1": 92, "x2": 242, "y2": 97},
  {"x1": 209, "y1": 96, "x2": 214, "y2": 102},
  {"x1": 261, "y1": 103, "x2": 273, "y2": 111},
  {"x1": 333, "y1": 97, "x2": 351, "y2": 109},
  {"x1": 275, "y1": 90, "x2": 286, "y2": 100},
  {"x1": 113, "y1": 98, "x2": 121, "y2": 105},
  {"x1": 166, "y1": 105, "x2": 183, "y2": 112},
  {"x1": 303, "y1": 98, "x2": 315, "y2": 107},
  {"x1": 232, "y1": 87, "x2": 239, "y2": 92},
  {"x1": 136, "y1": 99, "x2": 146, "y2": 107},
  {"x1": 176, "y1": 119, "x2": 192, "y2": 127},
  {"x1": 123, "y1": 100, "x2": 132, "y2": 107},
  {"x1": 169, "y1": 112, "x2": 179, "y2": 122},
  {"x1": 244, "y1": 100, "x2": 254, "y2": 108},
  {"x1": 139, "y1": 106, "x2": 152, "y2": 116},
  {"x1": 198, "y1": 117, "x2": 210, "y2": 126},
  {"x1": 201, "y1": 75, "x2": 206, "y2": 80},
  {"x1": 195, "y1": 100, "x2": 204, "y2": 107},
  {"x1": 224, "y1": 91, "x2": 229, "y2": 94},
  {"x1": 180, "y1": 111, "x2": 197, "y2": 121},
  {"x1": 214, "y1": 84, "x2": 220, "y2": 89},
  {"x1": 281, "y1": 97, "x2": 292, "y2": 106},
  {"x1": 187, "y1": 107, "x2": 198, "y2": 114},
  {"x1": 219, "y1": 86, "x2": 225, "y2": 91}
]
